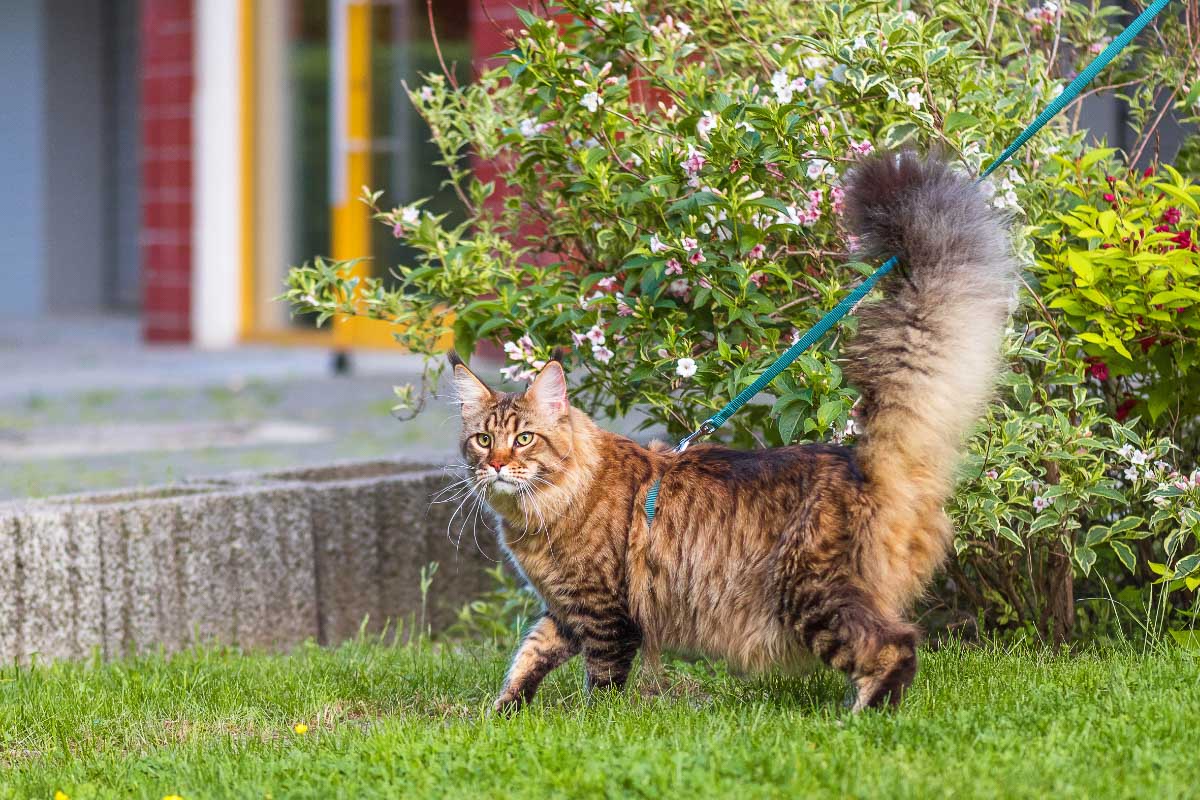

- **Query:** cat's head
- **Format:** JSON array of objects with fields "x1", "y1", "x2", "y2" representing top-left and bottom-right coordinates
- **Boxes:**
[{"x1": 448, "y1": 350, "x2": 574, "y2": 496}]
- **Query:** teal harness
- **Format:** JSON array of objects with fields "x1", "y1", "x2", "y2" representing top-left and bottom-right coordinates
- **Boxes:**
[{"x1": 645, "y1": 0, "x2": 1173, "y2": 526}]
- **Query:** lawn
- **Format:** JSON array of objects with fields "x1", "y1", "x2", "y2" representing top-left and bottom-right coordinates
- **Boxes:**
[{"x1": 2, "y1": 640, "x2": 1197, "y2": 799}]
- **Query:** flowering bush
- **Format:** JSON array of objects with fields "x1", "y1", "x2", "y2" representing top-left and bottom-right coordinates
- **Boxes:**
[
  {"x1": 284, "y1": 0, "x2": 1199, "y2": 639},
  {"x1": 1030, "y1": 158, "x2": 1200, "y2": 454}
]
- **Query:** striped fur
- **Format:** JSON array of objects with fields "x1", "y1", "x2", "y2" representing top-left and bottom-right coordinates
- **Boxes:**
[{"x1": 451, "y1": 153, "x2": 1017, "y2": 712}]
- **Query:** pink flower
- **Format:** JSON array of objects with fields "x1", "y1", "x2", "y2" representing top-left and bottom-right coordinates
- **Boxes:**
[
  {"x1": 1163, "y1": 207, "x2": 1182, "y2": 225},
  {"x1": 985, "y1": 469, "x2": 999, "y2": 480},
  {"x1": 683, "y1": 148, "x2": 706, "y2": 175},
  {"x1": 591, "y1": 344, "x2": 614, "y2": 363},
  {"x1": 597, "y1": 276, "x2": 619, "y2": 291},
  {"x1": 1144, "y1": 166, "x2": 1155, "y2": 178},
  {"x1": 649, "y1": 233, "x2": 668, "y2": 253},
  {"x1": 681, "y1": 236, "x2": 698, "y2": 250},
  {"x1": 689, "y1": 249, "x2": 705, "y2": 265},
  {"x1": 657, "y1": 348, "x2": 669, "y2": 358},
  {"x1": 698, "y1": 276, "x2": 712, "y2": 289},
  {"x1": 1032, "y1": 496, "x2": 1051, "y2": 512},
  {"x1": 392, "y1": 221, "x2": 405, "y2": 238},
  {"x1": 748, "y1": 244, "x2": 766, "y2": 260},
  {"x1": 586, "y1": 325, "x2": 606, "y2": 346},
  {"x1": 849, "y1": 139, "x2": 874, "y2": 156},
  {"x1": 831, "y1": 185, "x2": 846, "y2": 216},
  {"x1": 667, "y1": 278, "x2": 690, "y2": 298},
  {"x1": 617, "y1": 301, "x2": 634, "y2": 317},
  {"x1": 664, "y1": 258, "x2": 683, "y2": 275},
  {"x1": 696, "y1": 111, "x2": 717, "y2": 139},
  {"x1": 1102, "y1": 192, "x2": 1116, "y2": 203},
  {"x1": 749, "y1": 271, "x2": 768, "y2": 288}
]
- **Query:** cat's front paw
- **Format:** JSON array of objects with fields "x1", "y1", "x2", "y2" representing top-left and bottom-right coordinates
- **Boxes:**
[{"x1": 491, "y1": 691, "x2": 526, "y2": 717}]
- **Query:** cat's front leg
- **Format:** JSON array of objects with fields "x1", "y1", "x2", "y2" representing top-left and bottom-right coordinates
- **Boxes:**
[
  {"x1": 580, "y1": 615, "x2": 642, "y2": 694},
  {"x1": 494, "y1": 613, "x2": 580, "y2": 714}
]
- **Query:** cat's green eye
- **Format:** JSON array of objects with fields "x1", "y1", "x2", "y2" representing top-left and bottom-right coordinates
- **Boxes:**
[
  {"x1": 515, "y1": 432, "x2": 534, "y2": 446},
  {"x1": 475, "y1": 433, "x2": 492, "y2": 447}
]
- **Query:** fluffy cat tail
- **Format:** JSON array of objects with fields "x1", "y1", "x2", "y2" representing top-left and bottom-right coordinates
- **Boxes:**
[{"x1": 841, "y1": 152, "x2": 1017, "y2": 510}]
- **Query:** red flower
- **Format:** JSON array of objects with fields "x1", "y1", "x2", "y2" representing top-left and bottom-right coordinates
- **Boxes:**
[
  {"x1": 729, "y1": 158, "x2": 741, "y2": 174},
  {"x1": 1102, "y1": 193, "x2": 1116, "y2": 203},
  {"x1": 1086, "y1": 359, "x2": 1109, "y2": 381},
  {"x1": 1172, "y1": 229, "x2": 1193, "y2": 250},
  {"x1": 1154, "y1": 224, "x2": 1171, "y2": 233},
  {"x1": 1143, "y1": 166, "x2": 1155, "y2": 178},
  {"x1": 1115, "y1": 396, "x2": 1137, "y2": 422},
  {"x1": 1162, "y1": 207, "x2": 1182, "y2": 225},
  {"x1": 1139, "y1": 335, "x2": 1157, "y2": 353},
  {"x1": 1105, "y1": 175, "x2": 1116, "y2": 185}
]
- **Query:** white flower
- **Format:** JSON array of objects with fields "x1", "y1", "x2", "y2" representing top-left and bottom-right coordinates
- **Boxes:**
[
  {"x1": 586, "y1": 325, "x2": 606, "y2": 346},
  {"x1": 675, "y1": 357, "x2": 698, "y2": 378},
  {"x1": 419, "y1": 86, "x2": 434, "y2": 102},
  {"x1": 697, "y1": 110, "x2": 718, "y2": 139},
  {"x1": 499, "y1": 364, "x2": 522, "y2": 381},
  {"x1": 1118, "y1": 443, "x2": 1135, "y2": 459},
  {"x1": 1123, "y1": 466, "x2": 1139, "y2": 482},
  {"x1": 603, "y1": 0, "x2": 634, "y2": 12},
  {"x1": 531, "y1": 360, "x2": 546, "y2": 371},
  {"x1": 649, "y1": 234, "x2": 668, "y2": 254},
  {"x1": 1130, "y1": 449, "x2": 1148, "y2": 466},
  {"x1": 806, "y1": 160, "x2": 829, "y2": 180},
  {"x1": 905, "y1": 90, "x2": 924, "y2": 110},
  {"x1": 1032, "y1": 496, "x2": 1051, "y2": 511},
  {"x1": 518, "y1": 118, "x2": 546, "y2": 138},
  {"x1": 667, "y1": 278, "x2": 690, "y2": 297},
  {"x1": 580, "y1": 92, "x2": 603, "y2": 112},
  {"x1": 592, "y1": 344, "x2": 614, "y2": 363},
  {"x1": 853, "y1": 35, "x2": 868, "y2": 50},
  {"x1": 829, "y1": 64, "x2": 847, "y2": 84},
  {"x1": 681, "y1": 236, "x2": 698, "y2": 250},
  {"x1": 811, "y1": 73, "x2": 828, "y2": 92},
  {"x1": 770, "y1": 70, "x2": 794, "y2": 103}
]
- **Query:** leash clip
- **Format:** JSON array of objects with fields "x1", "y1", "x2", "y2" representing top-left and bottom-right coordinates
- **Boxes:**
[{"x1": 674, "y1": 420, "x2": 717, "y2": 453}]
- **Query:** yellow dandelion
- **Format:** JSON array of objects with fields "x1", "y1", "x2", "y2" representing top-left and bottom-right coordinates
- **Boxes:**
[
  {"x1": 293, "y1": 723, "x2": 308, "y2": 735},
  {"x1": 162, "y1": 795, "x2": 184, "y2": 800},
  {"x1": 55, "y1": 792, "x2": 70, "y2": 800}
]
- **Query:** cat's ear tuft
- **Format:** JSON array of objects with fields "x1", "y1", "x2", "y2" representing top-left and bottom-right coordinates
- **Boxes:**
[
  {"x1": 549, "y1": 346, "x2": 567, "y2": 365},
  {"x1": 446, "y1": 349, "x2": 465, "y2": 369},
  {"x1": 526, "y1": 360, "x2": 568, "y2": 418},
  {"x1": 448, "y1": 354, "x2": 493, "y2": 413}
]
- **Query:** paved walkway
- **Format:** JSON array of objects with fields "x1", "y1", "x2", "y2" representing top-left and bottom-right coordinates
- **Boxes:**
[{"x1": 0, "y1": 315, "x2": 460, "y2": 499}]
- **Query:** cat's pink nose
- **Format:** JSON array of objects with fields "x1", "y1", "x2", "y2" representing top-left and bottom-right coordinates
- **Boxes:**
[{"x1": 489, "y1": 460, "x2": 506, "y2": 471}]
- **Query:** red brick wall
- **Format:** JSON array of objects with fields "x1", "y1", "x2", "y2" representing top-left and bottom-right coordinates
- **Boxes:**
[{"x1": 140, "y1": 0, "x2": 195, "y2": 343}]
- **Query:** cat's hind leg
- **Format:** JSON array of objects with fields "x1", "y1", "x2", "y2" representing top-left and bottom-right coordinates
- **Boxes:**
[{"x1": 781, "y1": 577, "x2": 918, "y2": 711}]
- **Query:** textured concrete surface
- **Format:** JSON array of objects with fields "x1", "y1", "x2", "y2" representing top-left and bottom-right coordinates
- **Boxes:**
[{"x1": 0, "y1": 460, "x2": 497, "y2": 663}]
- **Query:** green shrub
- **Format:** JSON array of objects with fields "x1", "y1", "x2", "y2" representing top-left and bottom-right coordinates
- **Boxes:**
[
  {"x1": 284, "y1": 0, "x2": 1199, "y2": 640},
  {"x1": 1031, "y1": 158, "x2": 1200, "y2": 453}
]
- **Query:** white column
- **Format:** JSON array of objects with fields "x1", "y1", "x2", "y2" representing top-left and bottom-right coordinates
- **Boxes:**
[{"x1": 192, "y1": 0, "x2": 242, "y2": 348}]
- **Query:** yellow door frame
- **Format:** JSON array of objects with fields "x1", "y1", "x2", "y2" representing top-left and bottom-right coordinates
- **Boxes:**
[{"x1": 238, "y1": 0, "x2": 400, "y2": 349}]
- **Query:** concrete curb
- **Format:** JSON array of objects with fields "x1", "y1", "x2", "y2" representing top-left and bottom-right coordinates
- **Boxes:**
[{"x1": 0, "y1": 460, "x2": 501, "y2": 663}]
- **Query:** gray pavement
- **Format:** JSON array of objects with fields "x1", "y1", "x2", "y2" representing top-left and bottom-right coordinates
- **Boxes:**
[{"x1": 0, "y1": 315, "x2": 461, "y2": 499}]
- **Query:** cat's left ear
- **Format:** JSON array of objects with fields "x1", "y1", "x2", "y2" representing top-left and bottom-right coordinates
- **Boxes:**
[{"x1": 526, "y1": 357, "x2": 568, "y2": 418}]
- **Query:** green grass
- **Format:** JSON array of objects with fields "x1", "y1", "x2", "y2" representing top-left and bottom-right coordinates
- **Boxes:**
[{"x1": 2, "y1": 641, "x2": 1197, "y2": 799}]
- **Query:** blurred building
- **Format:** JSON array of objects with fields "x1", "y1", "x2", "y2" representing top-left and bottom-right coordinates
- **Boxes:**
[
  {"x1": 0, "y1": 0, "x2": 513, "y2": 348},
  {"x1": 0, "y1": 1, "x2": 1185, "y2": 349}
]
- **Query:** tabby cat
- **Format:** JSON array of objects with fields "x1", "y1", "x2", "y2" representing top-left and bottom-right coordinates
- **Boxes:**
[{"x1": 448, "y1": 153, "x2": 1017, "y2": 711}]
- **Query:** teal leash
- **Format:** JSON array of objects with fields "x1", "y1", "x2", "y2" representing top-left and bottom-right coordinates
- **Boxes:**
[{"x1": 644, "y1": 0, "x2": 1173, "y2": 525}]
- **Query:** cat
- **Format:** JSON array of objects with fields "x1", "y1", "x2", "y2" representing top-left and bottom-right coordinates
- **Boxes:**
[{"x1": 447, "y1": 153, "x2": 1017, "y2": 712}]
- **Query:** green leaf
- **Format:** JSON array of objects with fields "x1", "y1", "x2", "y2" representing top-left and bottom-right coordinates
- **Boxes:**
[
  {"x1": 1074, "y1": 545, "x2": 1097, "y2": 576},
  {"x1": 1168, "y1": 630, "x2": 1200, "y2": 651},
  {"x1": 1109, "y1": 540, "x2": 1136, "y2": 575},
  {"x1": 943, "y1": 111, "x2": 980, "y2": 133}
]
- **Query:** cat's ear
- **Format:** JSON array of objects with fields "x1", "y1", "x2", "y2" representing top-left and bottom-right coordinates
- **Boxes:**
[
  {"x1": 526, "y1": 359, "x2": 568, "y2": 418},
  {"x1": 446, "y1": 350, "x2": 493, "y2": 413}
]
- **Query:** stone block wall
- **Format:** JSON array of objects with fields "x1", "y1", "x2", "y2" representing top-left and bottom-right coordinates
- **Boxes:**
[{"x1": 0, "y1": 461, "x2": 500, "y2": 663}]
